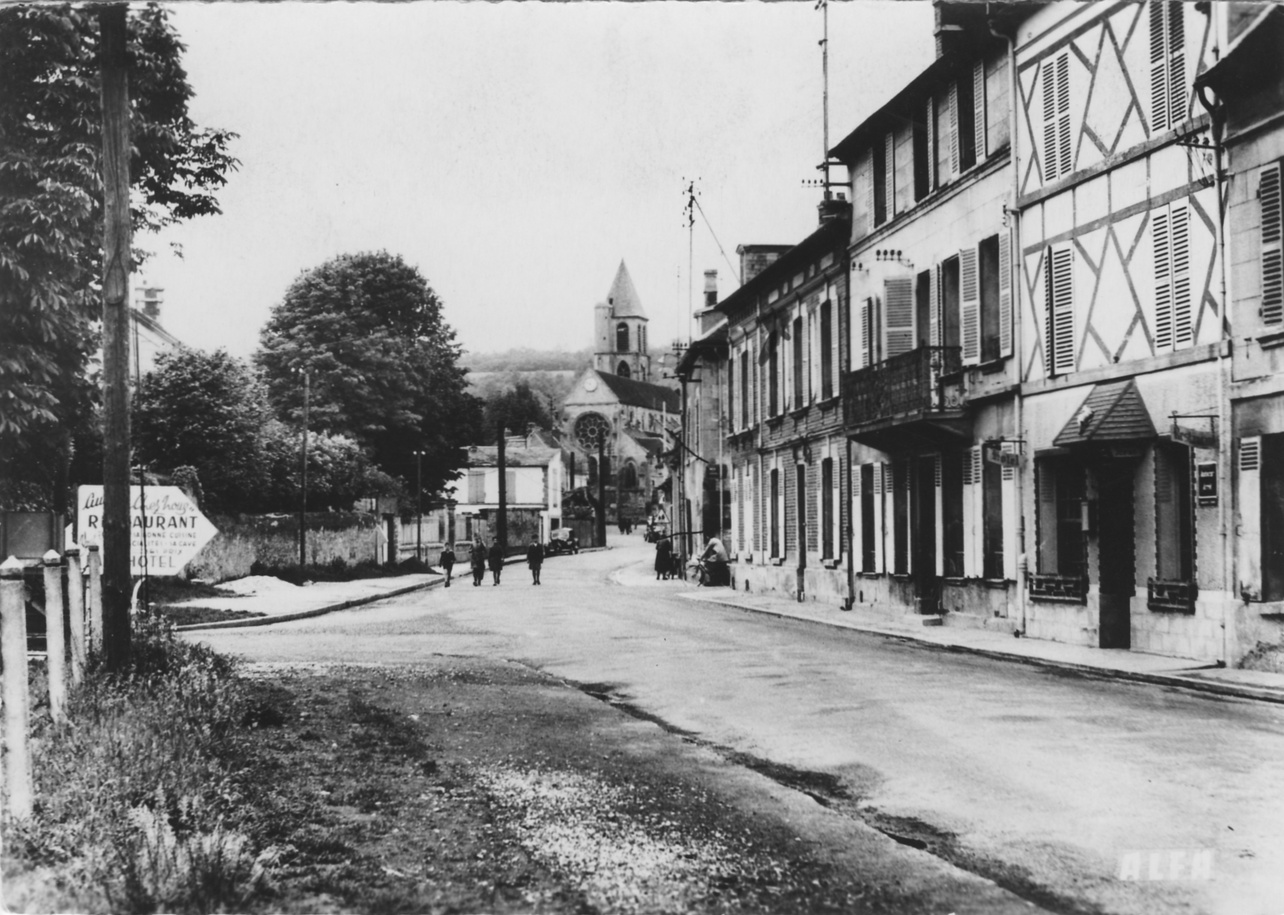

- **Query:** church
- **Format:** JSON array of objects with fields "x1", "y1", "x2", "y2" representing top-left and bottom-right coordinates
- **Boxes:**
[{"x1": 562, "y1": 261, "x2": 679, "y2": 525}]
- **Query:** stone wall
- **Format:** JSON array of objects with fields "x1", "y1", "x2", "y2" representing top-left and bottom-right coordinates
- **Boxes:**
[{"x1": 187, "y1": 512, "x2": 380, "y2": 583}]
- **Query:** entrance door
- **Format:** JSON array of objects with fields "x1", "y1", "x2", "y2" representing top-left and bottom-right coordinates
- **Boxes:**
[
  {"x1": 913, "y1": 455, "x2": 940, "y2": 613},
  {"x1": 1097, "y1": 461, "x2": 1135, "y2": 649}
]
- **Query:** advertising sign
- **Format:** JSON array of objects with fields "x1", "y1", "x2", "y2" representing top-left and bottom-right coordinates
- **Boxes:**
[
  {"x1": 1196, "y1": 462, "x2": 1218, "y2": 507},
  {"x1": 75, "y1": 486, "x2": 218, "y2": 576}
]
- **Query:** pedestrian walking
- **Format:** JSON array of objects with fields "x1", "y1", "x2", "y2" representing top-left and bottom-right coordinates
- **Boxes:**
[
  {"x1": 488, "y1": 540, "x2": 505, "y2": 585},
  {"x1": 439, "y1": 544, "x2": 456, "y2": 587},
  {"x1": 527, "y1": 537, "x2": 544, "y2": 585},
  {"x1": 470, "y1": 539, "x2": 487, "y2": 587},
  {"x1": 655, "y1": 534, "x2": 673, "y2": 581}
]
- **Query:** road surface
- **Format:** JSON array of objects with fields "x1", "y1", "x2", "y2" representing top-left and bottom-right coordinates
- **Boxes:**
[{"x1": 192, "y1": 535, "x2": 1284, "y2": 915}]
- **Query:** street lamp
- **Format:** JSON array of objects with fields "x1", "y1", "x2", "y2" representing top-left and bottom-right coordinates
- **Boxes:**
[{"x1": 413, "y1": 449, "x2": 426, "y2": 563}]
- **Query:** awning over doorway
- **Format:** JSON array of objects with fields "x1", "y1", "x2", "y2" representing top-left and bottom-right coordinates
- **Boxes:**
[{"x1": 1052, "y1": 379, "x2": 1156, "y2": 448}]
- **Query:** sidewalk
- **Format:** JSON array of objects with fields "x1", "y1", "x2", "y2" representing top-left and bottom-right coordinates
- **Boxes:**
[
  {"x1": 678, "y1": 586, "x2": 1284, "y2": 706},
  {"x1": 173, "y1": 572, "x2": 442, "y2": 632}
]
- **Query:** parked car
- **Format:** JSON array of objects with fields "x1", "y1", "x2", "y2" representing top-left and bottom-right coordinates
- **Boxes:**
[{"x1": 546, "y1": 528, "x2": 579, "y2": 555}]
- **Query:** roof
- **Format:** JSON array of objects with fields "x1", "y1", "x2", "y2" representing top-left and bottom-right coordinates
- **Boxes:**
[
  {"x1": 626, "y1": 431, "x2": 667, "y2": 456},
  {"x1": 606, "y1": 260, "x2": 646, "y2": 319},
  {"x1": 1195, "y1": 6, "x2": 1279, "y2": 95},
  {"x1": 715, "y1": 216, "x2": 849, "y2": 321},
  {"x1": 1052, "y1": 380, "x2": 1157, "y2": 448},
  {"x1": 597, "y1": 371, "x2": 680, "y2": 412},
  {"x1": 466, "y1": 445, "x2": 560, "y2": 468},
  {"x1": 676, "y1": 319, "x2": 728, "y2": 374}
]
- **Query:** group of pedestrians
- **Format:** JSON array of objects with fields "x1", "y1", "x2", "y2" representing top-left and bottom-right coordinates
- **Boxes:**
[{"x1": 436, "y1": 537, "x2": 545, "y2": 587}]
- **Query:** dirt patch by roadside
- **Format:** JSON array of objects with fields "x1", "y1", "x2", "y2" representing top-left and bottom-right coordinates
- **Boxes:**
[{"x1": 227, "y1": 657, "x2": 997, "y2": 914}]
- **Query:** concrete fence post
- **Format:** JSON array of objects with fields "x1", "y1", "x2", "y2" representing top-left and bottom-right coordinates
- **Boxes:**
[
  {"x1": 0, "y1": 556, "x2": 34, "y2": 819},
  {"x1": 66, "y1": 547, "x2": 86, "y2": 686},
  {"x1": 42, "y1": 551, "x2": 68, "y2": 724},
  {"x1": 86, "y1": 544, "x2": 103, "y2": 655}
]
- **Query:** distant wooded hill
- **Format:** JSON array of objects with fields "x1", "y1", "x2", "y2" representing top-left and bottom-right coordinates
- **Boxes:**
[{"x1": 460, "y1": 348, "x2": 592, "y2": 373}]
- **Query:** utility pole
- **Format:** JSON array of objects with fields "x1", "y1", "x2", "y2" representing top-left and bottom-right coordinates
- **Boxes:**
[
  {"x1": 596, "y1": 435, "x2": 607, "y2": 549},
  {"x1": 299, "y1": 370, "x2": 310, "y2": 568},
  {"x1": 496, "y1": 424, "x2": 508, "y2": 553},
  {"x1": 98, "y1": 5, "x2": 131, "y2": 669},
  {"x1": 413, "y1": 449, "x2": 425, "y2": 562}
]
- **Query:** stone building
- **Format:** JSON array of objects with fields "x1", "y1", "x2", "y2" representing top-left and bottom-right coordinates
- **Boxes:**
[{"x1": 593, "y1": 261, "x2": 653, "y2": 382}]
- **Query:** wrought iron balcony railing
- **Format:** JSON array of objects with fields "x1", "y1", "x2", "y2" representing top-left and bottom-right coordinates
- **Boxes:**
[{"x1": 843, "y1": 346, "x2": 963, "y2": 428}]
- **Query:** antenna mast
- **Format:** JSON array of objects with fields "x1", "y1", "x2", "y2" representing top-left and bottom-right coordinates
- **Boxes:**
[{"x1": 821, "y1": 0, "x2": 830, "y2": 193}]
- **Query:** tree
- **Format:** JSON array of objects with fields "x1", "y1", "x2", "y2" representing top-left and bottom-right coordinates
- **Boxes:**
[
  {"x1": 483, "y1": 380, "x2": 554, "y2": 438},
  {"x1": 132, "y1": 349, "x2": 272, "y2": 514},
  {"x1": 0, "y1": 5, "x2": 237, "y2": 507},
  {"x1": 257, "y1": 251, "x2": 482, "y2": 496}
]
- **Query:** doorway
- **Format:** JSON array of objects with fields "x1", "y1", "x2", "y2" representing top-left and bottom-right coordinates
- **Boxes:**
[
  {"x1": 1096, "y1": 461, "x2": 1135, "y2": 649},
  {"x1": 913, "y1": 455, "x2": 940, "y2": 613}
]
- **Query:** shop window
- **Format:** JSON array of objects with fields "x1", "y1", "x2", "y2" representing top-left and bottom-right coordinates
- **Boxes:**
[
  {"x1": 1035, "y1": 457, "x2": 1085, "y2": 577},
  {"x1": 1153, "y1": 444, "x2": 1193, "y2": 582}
]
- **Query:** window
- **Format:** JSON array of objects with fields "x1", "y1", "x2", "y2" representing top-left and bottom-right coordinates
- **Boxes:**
[
  {"x1": 915, "y1": 270, "x2": 932, "y2": 350},
  {"x1": 1260, "y1": 164, "x2": 1283, "y2": 326},
  {"x1": 504, "y1": 469, "x2": 517, "y2": 500},
  {"x1": 935, "y1": 88, "x2": 955, "y2": 187},
  {"x1": 855, "y1": 296, "x2": 876, "y2": 369},
  {"x1": 860, "y1": 464, "x2": 876, "y2": 573},
  {"x1": 942, "y1": 449, "x2": 964, "y2": 576},
  {"x1": 727, "y1": 355, "x2": 734, "y2": 432},
  {"x1": 822, "y1": 457, "x2": 835, "y2": 559},
  {"x1": 982, "y1": 453, "x2": 1004, "y2": 579},
  {"x1": 913, "y1": 108, "x2": 931, "y2": 201},
  {"x1": 792, "y1": 316, "x2": 804, "y2": 410},
  {"x1": 468, "y1": 469, "x2": 486, "y2": 504},
  {"x1": 619, "y1": 462, "x2": 639, "y2": 489},
  {"x1": 770, "y1": 468, "x2": 781, "y2": 558},
  {"x1": 1036, "y1": 457, "x2": 1086, "y2": 576},
  {"x1": 892, "y1": 461, "x2": 909, "y2": 574},
  {"x1": 985, "y1": 51, "x2": 1010, "y2": 154},
  {"x1": 820, "y1": 300, "x2": 834, "y2": 400},
  {"x1": 740, "y1": 350, "x2": 750, "y2": 428},
  {"x1": 1149, "y1": 1, "x2": 1186, "y2": 135},
  {"x1": 1154, "y1": 444, "x2": 1193, "y2": 582},
  {"x1": 1042, "y1": 51, "x2": 1071, "y2": 181},
  {"x1": 979, "y1": 235, "x2": 1002, "y2": 363},
  {"x1": 957, "y1": 70, "x2": 977, "y2": 172},
  {"x1": 617, "y1": 361, "x2": 631, "y2": 378},
  {"x1": 616, "y1": 322, "x2": 630, "y2": 352},
  {"x1": 941, "y1": 256, "x2": 961, "y2": 351},
  {"x1": 873, "y1": 132, "x2": 890, "y2": 226},
  {"x1": 894, "y1": 123, "x2": 914, "y2": 215},
  {"x1": 768, "y1": 331, "x2": 780, "y2": 416},
  {"x1": 1045, "y1": 246, "x2": 1075, "y2": 375}
]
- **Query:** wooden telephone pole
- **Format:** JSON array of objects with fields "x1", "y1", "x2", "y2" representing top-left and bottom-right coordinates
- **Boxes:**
[{"x1": 99, "y1": 5, "x2": 132, "y2": 669}]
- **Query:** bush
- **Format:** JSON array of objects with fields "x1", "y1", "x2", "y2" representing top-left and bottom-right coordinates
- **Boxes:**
[{"x1": 9, "y1": 615, "x2": 274, "y2": 913}]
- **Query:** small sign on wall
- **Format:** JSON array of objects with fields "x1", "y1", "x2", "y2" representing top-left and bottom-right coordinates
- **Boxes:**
[{"x1": 1196, "y1": 462, "x2": 1218, "y2": 506}]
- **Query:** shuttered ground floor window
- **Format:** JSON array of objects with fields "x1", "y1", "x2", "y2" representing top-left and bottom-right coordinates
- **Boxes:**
[
  {"x1": 1153, "y1": 443, "x2": 1194, "y2": 582},
  {"x1": 982, "y1": 454, "x2": 1004, "y2": 579},
  {"x1": 1036, "y1": 456, "x2": 1086, "y2": 577}
]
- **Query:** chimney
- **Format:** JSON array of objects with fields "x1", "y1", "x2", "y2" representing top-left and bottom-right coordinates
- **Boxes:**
[
  {"x1": 817, "y1": 190, "x2": 851, "y2": 225},
  {"x1": 703, "y1": 270, "x2": 718, "y2": 309}
]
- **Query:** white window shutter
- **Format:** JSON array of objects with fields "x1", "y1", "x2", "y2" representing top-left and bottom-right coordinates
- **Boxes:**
[
  {"x1": 884, "y1": 277, "x2": 915, "y2": 358},
  {"x1": 856, "y1": 297, "x2": 871, "y2": 369},
  {"x1": 962, "y1": 446, "x2": 983, "y2": 578},
  {"x1": 885, "y1": 132, "x2": 896, "y2": 220},
  {"x1": 948, "y1": 81, "x2": 960, "y2": 178},
  {"x1": 852, "y1": 462, "x2": 863, "y2": 571},
  {"x1": 929, "y1": 263, "x2": 941, "y2": 348},
  {"x1": 960, "y1": 246, "x2": 981, "y2": 365},
  {"x1": 883, "y1": 461, "x2": 896, "y2": 576},
  {"x1": 831, "y1": 293, "x2": 841, "y2": 395},
  {"x1": 1238, "y1": 437, "x2": 1262, "y2": 601},
  {"x1": 1261, "y1": 164, "x2": 1284, "y2": 325},
  {"x1": 934, "y1": 453, "x2": 945, "y2": 577},
  {"x1": 810, "y1": 310, "x2": 822, "y2": 403},
  {"x1": 973, "y1": 59, "x2": 987, "y2": 162},
  {"x1": 1153, "y1": 207, "x2": 1173, "y2": 351},
  {"x1": 1001, "y1": 442, "x2": 1018, "y2": 581},
  {"x1": 999, "y1": 233, "x2": 1013, "y2": 357},
  {"x1": 873, "y1": 462, "x2": 885, "y2": 573},
  {"x1": 855, "y1": 151, "x2": 874, "y2": 239},
  {"x1": 1171, "y1": 204, "x2": 1192, "y2": 347},
  {"x1": 1046, "y1": 247, "x2": 1075, "y2": 375},
  {"x1": 1042, "y1": 58, "x2": 1059, "y2": 181}
]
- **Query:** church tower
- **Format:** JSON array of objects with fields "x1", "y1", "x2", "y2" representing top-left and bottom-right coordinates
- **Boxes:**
[{"x1": 593, "y1": 261, "x2": 650, "y2": 382}]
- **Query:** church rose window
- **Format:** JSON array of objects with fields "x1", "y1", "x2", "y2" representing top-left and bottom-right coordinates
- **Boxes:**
[{"x1": 574, "y1": 412, "x2": 612, "y2": 452}]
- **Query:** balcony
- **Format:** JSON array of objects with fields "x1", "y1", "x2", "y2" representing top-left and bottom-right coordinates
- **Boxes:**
[{"x1": 843, "y1": 346, "x2": 969, "y2": 450}]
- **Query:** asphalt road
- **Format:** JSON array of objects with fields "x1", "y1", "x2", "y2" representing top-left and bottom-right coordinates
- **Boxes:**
[{"x1": 192, "y1": 535, "x2": 1284, "y2": 915}]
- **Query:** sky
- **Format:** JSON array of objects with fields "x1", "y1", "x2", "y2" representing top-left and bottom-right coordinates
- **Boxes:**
[{"x1": 141, "y1": 1, "x2": 937, "y2": 360}]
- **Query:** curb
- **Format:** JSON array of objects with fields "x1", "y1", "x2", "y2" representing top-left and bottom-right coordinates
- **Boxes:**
[
  {"x1": 175, "y1": 578, "x2": 443, "y2": 633},
  {"x1": 684, "y1": 592, "x2": 1284, "y2": 707}
]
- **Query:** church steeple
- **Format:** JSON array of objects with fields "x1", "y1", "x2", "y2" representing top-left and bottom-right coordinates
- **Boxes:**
[{"x1": 594, "y1": 260, "x2": 651, "y2": 381}]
